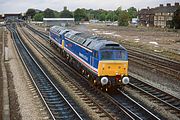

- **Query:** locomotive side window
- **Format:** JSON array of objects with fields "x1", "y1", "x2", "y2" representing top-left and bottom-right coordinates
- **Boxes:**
[
  {"x1": 65, "y1": 33, "x2": 71, "y2": 38},
  {"x1": 70, "y1": 35, "x2": 75, "y2": 40},
  {"x1": 94, "y1": 51, "x2": 98, "y2": 58}
]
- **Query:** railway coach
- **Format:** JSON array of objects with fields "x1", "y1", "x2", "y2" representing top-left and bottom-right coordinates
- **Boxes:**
[{"x1": 49, "y1": 26, "x2": 129, "y2": 91}]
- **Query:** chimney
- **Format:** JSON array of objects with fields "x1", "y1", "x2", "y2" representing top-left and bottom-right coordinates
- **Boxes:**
[
  {"x1": 159, "y1": 4, "x2": 163, "y2": 7},
  {"x1": 147, "y1": 6, "x2": 150, "y2": 10},
  {"x1": 175, "y1": 2, "x2": 179, "y2": 6},
  {"x1": 167, "y1": 3, "x2": 171, "y2": 6}
]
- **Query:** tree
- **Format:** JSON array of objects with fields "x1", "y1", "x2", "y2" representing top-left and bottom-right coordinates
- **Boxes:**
[
  {"x1": 106, "y1": 11, "x2": 117, "y2": 21},
  {"x1": 106, "y1": 12, "x2": 112, "y2": 21},
  {"x1": 115, "y1": 6, "x2": 122, "y2": 15},
  {"x1": 33, "y1": 13, "x2": 44, "y2": 21},
  {"x1": 99, "y1": 13, "x2": 106, "y2": 21},
  {"x1": 74, "y1": 8, "x2": 88, "y2": 21},
  {"x1": 60, "y1": 7, "x2": 73, "y2": 18},
  {"x1": 54, "y1": 11, "x2": 60, "y2": 18},
  {"x1": 26, "y1": 9, "x2": 36, "y2": 18},
  {"x1": 127, "y1": 7, "x2": 138, "y2": 19},
  {"x1": 86, "y1": 9, "x2": 95, "y2": 20},
  {"x1": 113, "y1": 14, "x2": 118, "y2": 21},
  {"x1": 44, "y1": 8, "x2": 55, "y2": 18},
  {"x1": 118, "y1": 10, "x2": 130, "y2": 26},
  {"x1": 172, "y1": 7, "x2": 180, "y2": 29}
]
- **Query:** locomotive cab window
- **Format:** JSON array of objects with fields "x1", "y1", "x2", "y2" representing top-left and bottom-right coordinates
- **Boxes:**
[{"x1": 100, "y1": 50, "x2": 127, "y2": 60}]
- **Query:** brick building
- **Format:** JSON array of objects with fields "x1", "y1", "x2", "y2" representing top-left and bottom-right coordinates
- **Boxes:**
[{"x1": 138, "y1": 2, "x2": 180, "y2": 28}]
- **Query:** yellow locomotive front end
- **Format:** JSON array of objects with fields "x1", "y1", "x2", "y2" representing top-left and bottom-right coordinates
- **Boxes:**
[
  {"x1": 98, "y1": 60, "x2": 128, "y2": 76},
  {"x1": 97, "y1": 49, "x2": 129, "y2": 87}
]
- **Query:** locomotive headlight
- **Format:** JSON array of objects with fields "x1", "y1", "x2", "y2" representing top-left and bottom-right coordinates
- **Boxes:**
[
  {"x1": 101, "y1": 77, "x2": 108, "y2": 86},
  {"x1": 122, "y1": 77, "x2": 129, "y2": 84}
]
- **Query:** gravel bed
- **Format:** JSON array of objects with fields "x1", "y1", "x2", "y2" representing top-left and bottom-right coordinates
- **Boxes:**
[
  {"x1": 5, "y1": 63, "x2": 22, "y2": 120},
  {"x1": 6, "y1": 30, "x2": 45, "y2": 120},
  {"x1": 129, "y1": 61, "x2": 180, "y2": 99},
  {"x1": 124, "y1": 86, "x2": 179, "y2": 120}
]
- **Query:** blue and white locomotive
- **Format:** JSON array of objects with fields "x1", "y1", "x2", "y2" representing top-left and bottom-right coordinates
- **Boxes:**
[{"x1": 49, "y1": 26, "x2": 129, "y2": 90}]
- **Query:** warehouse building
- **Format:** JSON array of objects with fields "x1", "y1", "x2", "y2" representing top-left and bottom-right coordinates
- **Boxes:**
[{"x1": 43, "y1": 18, "x2": 75, "y2": 27}]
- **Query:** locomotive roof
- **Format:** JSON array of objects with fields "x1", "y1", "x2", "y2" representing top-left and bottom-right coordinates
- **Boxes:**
[
  {"x1": 50, "y1": 26, "x2": 69, "y2": 35},
  {"x1": 50, "y1": 26, "x2": 126, "y2": 51},
  {"x1": 65, "y1": 31, "x2": 126, "y2": 51},
  {"x1": 84, "y1": 37, "x2": 125, "y2": 51}
]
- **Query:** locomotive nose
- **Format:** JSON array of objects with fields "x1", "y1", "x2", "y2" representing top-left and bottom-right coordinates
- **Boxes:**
[
  {"x1": 101, "y1": 77, "x2": 108, "y2": 86},
  {"x1": 98, "y1": 61, "x2": 128, "y2": 77}
]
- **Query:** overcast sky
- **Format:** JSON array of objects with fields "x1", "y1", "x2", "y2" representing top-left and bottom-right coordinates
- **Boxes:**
[{"x1": 0, "y1": 0, "x2": 179, "y2": 13}]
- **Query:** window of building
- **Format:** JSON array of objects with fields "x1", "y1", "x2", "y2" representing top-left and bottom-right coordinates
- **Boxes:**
[
  {"x1": 154, "y1": 21, "x2": 157, "y2": 25},
  {"x1": 161, "y1": 21, "x2": 164, "y2": 25},
  {"x1": 161, "y1": 16, "x2": 164, "y2": 20},
  {"x1": 168, "y1": 17, "x2": 172, "y2": 20},
  {"x1": 158, "y1": 16, "x2": 161, "y2": 20},
  {"x1": 154, "y1": 16, "x2": 157, "y2": 20}
]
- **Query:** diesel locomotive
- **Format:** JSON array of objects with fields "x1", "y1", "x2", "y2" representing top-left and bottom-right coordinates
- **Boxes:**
[{"x1": 49, "y1": 26, "x2": 129, "y2": 90}]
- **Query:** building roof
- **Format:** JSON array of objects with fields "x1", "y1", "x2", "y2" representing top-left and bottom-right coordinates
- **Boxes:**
[
  {"x1": 43, "y1": 18, "x2": 74, "y2": 21},
  {"x1": 139, "y1": 3, "x2": 180, "y2": 15},
  {"x1": 154, "y1": 6, "x2": 178, "y2": 13}
]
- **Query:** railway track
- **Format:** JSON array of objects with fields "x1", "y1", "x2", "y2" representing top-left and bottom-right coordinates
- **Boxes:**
[
  {"x1": 8, "y1": 24, "x2": 84, "y2": 120},
  {"x1": 26, "y1": 24, "x2": 49, "y2": 40},
  {"x1": 128, "y1": 75, "x2": 180, "y2": 118},
  {"x1": 128, "y1": 48, "x2": 180, "y2": 70},
  {"x1": 128, "y1": 49, "x2": 180, "y2": 79},
  {"x1": 22, "y1": 24, "x2": 162, "y2": 119}
]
